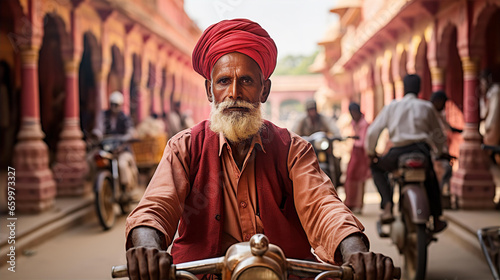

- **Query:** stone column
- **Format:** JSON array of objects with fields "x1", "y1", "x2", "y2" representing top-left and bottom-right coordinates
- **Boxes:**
[
  {"x1": 382, "y1": 82, "x2": 394, "y2": 106},
  {"x1": 393, "y1": 78, "x2": 404, "y2": 99},
  {"x1": 53, "y1": 60, "x2": 89, "y2": 196},
  {"x1": 430, "y1": 66, "x2": 445, "y2": 92},
  {"x1": 13, "y1": 46, "x2": 57, "y2": 213},
  {"x1": 136, "y1": 80, "x2": 147, "y2": 123},
  {"x1": 450, "y1": 57, "x2": 495, "y2": 209}
]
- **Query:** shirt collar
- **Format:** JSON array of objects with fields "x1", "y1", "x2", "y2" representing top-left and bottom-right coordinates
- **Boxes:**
[
  {"x1": 403, "y1": 93, "x2": 418, "y2": 100},
  {"x1": 218, "y1": 132, "x2": 265, "y2": 157}
]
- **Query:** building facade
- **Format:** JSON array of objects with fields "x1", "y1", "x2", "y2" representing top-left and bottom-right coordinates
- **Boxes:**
[
  {"x1": 0, "y1": 0, "x2": 208, "y2": 212},
  {"x1": 267, "y1": 74, "x2": 323, "y2": 130},
  {"x1": 315, "y1": 0, "x2": 499, "y2": 209}
]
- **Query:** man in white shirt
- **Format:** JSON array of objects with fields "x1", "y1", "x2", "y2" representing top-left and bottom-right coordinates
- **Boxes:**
[{"x1": 365, "y1": 74, "x2": 447, "y2": 233}]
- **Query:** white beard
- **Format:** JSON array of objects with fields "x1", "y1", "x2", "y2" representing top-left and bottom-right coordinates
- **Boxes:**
[{"x1": 209, "y1": 97, "x2": 263, "y2": 143}]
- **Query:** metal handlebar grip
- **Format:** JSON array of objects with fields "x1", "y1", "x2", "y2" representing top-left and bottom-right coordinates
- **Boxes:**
[
  {"x1": 335, "y1": 266, "x2": 401, "y2": 280},
  {"x1": 111, "y1": 265, "x2": 197, "y2": 280},
  {"x1": 111, "y1": 265, "x2": 127, "y2": 278}
]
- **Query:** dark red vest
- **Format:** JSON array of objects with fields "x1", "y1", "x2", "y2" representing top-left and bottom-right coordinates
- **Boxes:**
[{"x1": 171, "y1": 120, "x2": 314, "y2": 264}]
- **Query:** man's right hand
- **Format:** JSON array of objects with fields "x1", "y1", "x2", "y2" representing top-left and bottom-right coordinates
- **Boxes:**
[
  {"x1": 126, "y1": 247, "x2": 172, "y2": 280},
  {"x1": 127, "y1": 226, "x2": 171, "y2": 280}
]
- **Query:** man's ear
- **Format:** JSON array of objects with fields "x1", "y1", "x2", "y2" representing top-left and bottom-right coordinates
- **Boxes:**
[
  {"x1": 205, "y1": 80, "x2": 213, "y2": 102},
  {"x1": 260, "y1": 79, "x2": 272, "y2": 103}
]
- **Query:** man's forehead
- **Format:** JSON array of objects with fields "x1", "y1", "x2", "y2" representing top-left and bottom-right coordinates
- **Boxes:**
[{"x1": 211, "y1": 52, "x2": 263, "y2": 77}]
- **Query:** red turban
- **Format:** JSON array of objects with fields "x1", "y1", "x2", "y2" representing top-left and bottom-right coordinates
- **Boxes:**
[{"x1": 192, "y1": 18, "x2": 278, "y2": 80}]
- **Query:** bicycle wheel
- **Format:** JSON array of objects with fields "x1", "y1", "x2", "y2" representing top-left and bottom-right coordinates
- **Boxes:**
[
  {"x1": 402, "y1": 208, "x2": 428, "y2": 280},
  {"x1": 95, "y1": 172, "x2": 116, "y2": 230}
]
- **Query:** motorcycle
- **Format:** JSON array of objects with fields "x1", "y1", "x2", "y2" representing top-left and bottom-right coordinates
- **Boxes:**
[
  {"x1": 93, "y1": 136, "x2": 139, "y2": 230},
  {"x1": 376, "y1": 152, "x2": 436, "y2": 280},
  {"x1": 303, "y1": 132, "x2": 358, "y2": 188},
  {"x1": 111, "y1": 234, "x2": 401, "y2": 279}
]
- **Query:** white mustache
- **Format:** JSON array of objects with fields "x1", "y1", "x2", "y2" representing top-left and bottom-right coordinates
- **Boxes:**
[{"x1": 216, "y1": 99, "x2": 258, "y2": 111}]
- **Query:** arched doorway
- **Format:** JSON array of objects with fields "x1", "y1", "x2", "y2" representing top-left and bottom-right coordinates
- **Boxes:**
[
  {"x1": 107, "y1": 45, "x2": 124, "y2": 100},
  {"x1": 482, "y1": 9, "x2": 500, "y2": 80},
  {"x1": 79, "y1": 32, "x2": 100, "y2": 138},
  {"x1": 147, "y1": 62, "x2": 155, "y2": 115},
  {"x1": 130, "y1": 53, "x2": 141, "y2": 125},
  {"x1": 0, "y1": 1, "x2": 22, "y2": 169},
  {"x1": 38, "y1": 14, "x2": 67, "y2": 163},
  {"x1": 169, "y1": 73, "x2": 176, "y2": 110},
  {"x1": 415, "y1": 40, "x2": 432, "y2": 100},
  {"x1": 440, "y1": 24, "x2": 464, "y2": 157},
  {"x1": 160, "y1": 68, "x2": 167, "y2": 115},
  {"x1": 442, "y1": 26, "x2": 464, "y2": 111}
]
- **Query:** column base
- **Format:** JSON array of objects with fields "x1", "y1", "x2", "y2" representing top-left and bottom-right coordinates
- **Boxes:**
[
  {"x1": 450, "y1": 169, "x2": 496, "y2": 209},
  {"x1": 450, "y1": 125, "x2": 496, "y2": 209},
  {"x1": 13, "y1": 138, "x2": 57, "y2": 213},
  {"x1": 53, "y1": 138, "x2": 90, "y2": 196}
]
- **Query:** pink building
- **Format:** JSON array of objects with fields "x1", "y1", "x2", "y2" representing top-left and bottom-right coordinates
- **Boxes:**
[
  {"x1": 315, "y1": 0, "x2": 499, "y2": 209},
  {"x1": 0, "y1": 0, "x2": 208, "y2": 212}
]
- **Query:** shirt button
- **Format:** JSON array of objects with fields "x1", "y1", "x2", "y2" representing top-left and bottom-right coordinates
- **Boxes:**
[
  {"x1": 215, "y1": 214, "x2": 221, "y2": 221},
  {"x1": 244, "y1": 234, "x2": 251, "y2": 241},
  {"x1": 240, "y1": 201, "x2": 247, "y2": 208}
]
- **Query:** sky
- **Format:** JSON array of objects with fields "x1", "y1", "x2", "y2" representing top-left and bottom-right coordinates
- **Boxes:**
[{"x1": 184, "y1": 0, "x2": 339, "y2": 59}]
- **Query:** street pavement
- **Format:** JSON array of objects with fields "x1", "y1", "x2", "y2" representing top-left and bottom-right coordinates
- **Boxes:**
[{"x1": 0, "y1": 179, "x2": 496, "y2": 280}]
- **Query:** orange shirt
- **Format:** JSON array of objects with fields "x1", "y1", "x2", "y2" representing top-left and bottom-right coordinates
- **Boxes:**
[{"x1": 126, "y1": 128, "x2": 367, "y2": 263}]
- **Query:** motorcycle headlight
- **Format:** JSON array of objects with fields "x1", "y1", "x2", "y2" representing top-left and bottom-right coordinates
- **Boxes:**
[
  {"x1": 103, "y1": 144, "x2": 112, "y2": 152},
  {"x1": 225, "y1": 234, "x2": 286, "y2": 280},
  {"x1": 314, "y1": 138, "x2": 330, "y2": 151},
  {"x1": 236, "y1": 266, "x2": 280, "y2": 280}
]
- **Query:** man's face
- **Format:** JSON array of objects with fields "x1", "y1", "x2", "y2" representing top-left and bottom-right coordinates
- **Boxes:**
[
  {"x1": 205, "y1": 52, "x2": 271, "y2": 143},
  {"x1": 206, "y1": 52, "x2": 271, "y2": 105},
  {"x1": 110, "y1": 102, "x2": 122, "y2": 114},
  {"x1": 432, "y1": 99, "x2": 446, "y2": 112},
  {"x1": 307, "y1": 108, "x2": 317, "y2": 118},
  {"x1": 480, "y1": 78, "x2": 489, "y2": 95}
]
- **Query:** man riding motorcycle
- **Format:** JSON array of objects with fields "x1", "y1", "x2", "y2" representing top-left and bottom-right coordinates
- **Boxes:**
[
  {"x1": 125, "y1": 19, "x2": 396, "y2": 280},
  {"x1": 293, "y1": 99, "x2": 341, "y2": 138},
  {"x1": 92, "y1": 91, "x2": 138, "y2": 195},
  {"x1": 365, "y1": 74, "x2": 447, "y2": 233}
]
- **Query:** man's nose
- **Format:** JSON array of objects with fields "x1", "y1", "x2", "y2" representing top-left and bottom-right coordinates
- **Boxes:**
[{"x1": 228, "y1": 80, "x2": 241, "y2": 99}]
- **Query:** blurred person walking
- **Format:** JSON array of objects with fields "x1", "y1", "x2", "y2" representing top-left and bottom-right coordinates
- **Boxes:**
[{"x1": 343, "y1": 103, "x2": 370, "y2": 214}]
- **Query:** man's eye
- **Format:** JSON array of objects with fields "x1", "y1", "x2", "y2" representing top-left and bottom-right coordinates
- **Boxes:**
[
  {"x1": 241, "y1": 77, "x2": 253, "y2": 84},
  {"x1": 217, "y1": 78, "x2": 230, "y2": 84}
]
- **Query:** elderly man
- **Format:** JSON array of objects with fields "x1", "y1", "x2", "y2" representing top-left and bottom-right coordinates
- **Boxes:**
[{"x1": 125, "y1": 19, "x2": 395, "y2": 280}]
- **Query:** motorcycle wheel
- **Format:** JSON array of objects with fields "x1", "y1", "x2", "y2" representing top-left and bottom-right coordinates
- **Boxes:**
[
  {"x1": 402, "y1": 209, "x2": 428, "y2": 280},
  {"x1": 95, "y1": 172, "x2": 116, "y2": 230}
]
